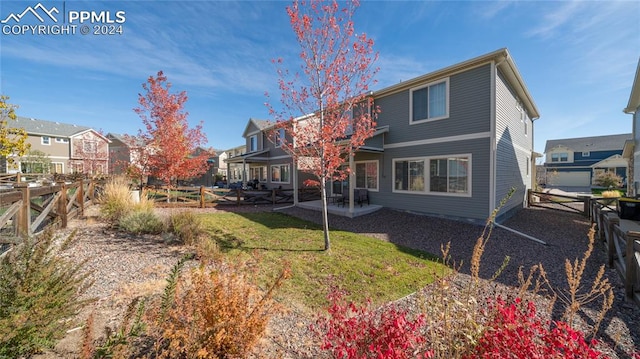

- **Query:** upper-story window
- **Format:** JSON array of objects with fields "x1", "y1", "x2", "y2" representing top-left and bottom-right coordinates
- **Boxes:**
[
  {"x1": 83, "y1": 140, "x2": 97, "y2": 153},
  {"x1": 410, "y1": 78, "x2": 449, "y2": 124},
  {"x1": 274, "y1": 129, "x2": 285, "y2": 147},
  {"x1": 249, "y1": 135, "x2": 258, "y2": 152},
  {"x1": 582, "y1": 151, "x2": 590, "y2": 157},
  {"x1": 551, "y1": 153, "x2": 568, "y2": 162},
  {"x1": 55, "y1": 137, "x2": 69, "y2": 143},
  {"x1": 41, "y1": 136, "x2": 50, "y2": 145}
]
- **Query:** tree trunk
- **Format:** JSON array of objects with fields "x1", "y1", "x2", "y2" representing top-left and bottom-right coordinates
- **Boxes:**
[{"x1": 319, "y1": 176, "x2": 331, "y2": 251}]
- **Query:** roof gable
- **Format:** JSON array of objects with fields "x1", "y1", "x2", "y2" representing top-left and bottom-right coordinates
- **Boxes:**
[{"x1": 242, "y1": 118, "x2": 271, "y2": 137}]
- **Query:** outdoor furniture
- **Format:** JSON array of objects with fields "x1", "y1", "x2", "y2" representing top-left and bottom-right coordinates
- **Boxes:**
[
  {"x1": 357, "y1": 188, "x2": 369, "y2": 207},
  {"x1": 340, "y1": 188, "x2": 370, "y2": 207}
]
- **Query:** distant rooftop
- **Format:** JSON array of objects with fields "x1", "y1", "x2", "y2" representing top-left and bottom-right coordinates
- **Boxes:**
[
  {"x1": 9, "y1": 116, "x2": 92, "y2": 137},
  {"x1": 544, "y1": 133, "x2": 632, "y2": 153}
]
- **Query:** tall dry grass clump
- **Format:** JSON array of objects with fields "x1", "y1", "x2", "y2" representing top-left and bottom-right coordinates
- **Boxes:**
[
  {"x1": 518, "y1": 225, "x2": 614, "y2": 338},
  {"x1": 82, "y1": 256, "x2": 289, "y2": 358},
  {"x1": 145, "y1": 260, "x2": 289, "y2": 358},
  {"x1": 419, "y1": 190, "x2": 513, "y2": 357},
  {"x1": 99, "y1": 175, "x2": 137, "y2": 224},
  {"x1": 601, "y1": 190, "x2": 622, "y2": 198},
  {"x1": 99, "y1": 175, "x2": 161, "y2": 233}
]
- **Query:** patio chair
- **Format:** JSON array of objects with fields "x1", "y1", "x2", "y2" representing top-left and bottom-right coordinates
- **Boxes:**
[{"x1": 356, "y1": 188, "x2": 369, "y2": 207}]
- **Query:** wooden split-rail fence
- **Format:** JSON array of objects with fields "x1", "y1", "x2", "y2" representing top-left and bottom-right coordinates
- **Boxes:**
[
  {"x1": 590, "y1": 198, "x2": 640, "y2": 306},
  {"x1": 0, "y1": 180, "x2": 101, "y2": 256},
  {"x1": 527, "y1": 190, "x2": 639, "y2": 305},
  {"x1": 143, "y1": 186, "x2": 321, "y2": 207}
]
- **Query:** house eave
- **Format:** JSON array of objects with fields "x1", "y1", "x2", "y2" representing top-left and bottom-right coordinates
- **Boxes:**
[
  {"x1": 373, "y1": 48, "x2": 540, "y2": 120},
  {"x1": 624, "y1": 58, "x2": 640, "y2": 114}
]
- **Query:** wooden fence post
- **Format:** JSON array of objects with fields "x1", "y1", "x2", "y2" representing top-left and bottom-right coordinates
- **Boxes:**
[
  {"x1": 57, "y1": 181, "x2": 68, "y2": 228},
  {"x1": 200, "y1": 186, "x2": 205, "y2": 208},
  {"x1": 625, "y1": 234, "x2": 638, "y2": 300},
  {"x1": 88, "y1": 179, "x2": 95, "y2": 203},
  {"x1": 77, "y1": 180, "x2": 84, "y2": 217},
  {"x1": 14, "y1": 183, "x2": 29, "y2": 237},
  {"x1": 236, "y1": 189, "x2": 241, "y2": 205},
  {"x1": 272, "y1": 189, "x2": 276, "y2": 205}
]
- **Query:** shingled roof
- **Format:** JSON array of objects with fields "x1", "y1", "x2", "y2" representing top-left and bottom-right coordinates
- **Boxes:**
[
  {"x1": 544, "y1": 133, "x2": 632, "y2": 153},
  {"x1": 9, "y1": 116, "x2": 92, "y2": 137}
]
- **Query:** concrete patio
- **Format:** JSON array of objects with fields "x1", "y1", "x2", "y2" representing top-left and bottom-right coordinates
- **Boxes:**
[{"x1": 294, "y1": 199, "x2": 382, "y2": 218}]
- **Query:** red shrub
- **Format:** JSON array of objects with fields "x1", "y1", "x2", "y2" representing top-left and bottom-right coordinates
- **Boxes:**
[
  {"x1": 467, "y1": 297, "x2": 607, "y2": 359},
  {"x1": 313, "y1": 290, "x2": 430, "y2": 359}
]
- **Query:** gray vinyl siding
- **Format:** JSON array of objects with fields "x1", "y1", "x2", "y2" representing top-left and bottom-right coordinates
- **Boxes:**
[
  {"x1": 634, "y1": 109, "x2": 640, "y2": 192},
  {"x1": 376, "y1": 64, "x2": 492, "y2": 145},
  {"x1": 376, "y1": 137, "x2": 491, "y2": 222},
  {"x1": 363, "y1": 132, "x2": 384, "y2": 149},
  {"x1": 495, "y1": 69, "x2": 532, "y2": 217}
]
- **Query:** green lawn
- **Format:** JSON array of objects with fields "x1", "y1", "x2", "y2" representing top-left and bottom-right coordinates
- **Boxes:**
[{"x1": 200, "y1": 212, "x2": 448, "y2": 312}]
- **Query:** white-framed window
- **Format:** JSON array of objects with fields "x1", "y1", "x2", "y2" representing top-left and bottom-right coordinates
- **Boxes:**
[
  {"x1": 250, "y1": 166, "x2": 267, "y2": 182},
  {"x1": 410, "y1": 78, "x2": 449, "y2": 124},
  {"x1": 582, "y1": 151, "x2": 590, "y2": 157},
  {"x1": 55, "y1": 137, "x2": 69, "y2": 143},
  {"x1": 52, "y1": 162, "x2": 64, "y2": 174},
  {"x1": 355, "y1": 160, "x2": 378, "y2": 191},
  {"x1": 551, "y1": 153, "x2": 568, "y2": 162},
  {"x1": 394, "y1": 158, "x2": 425, "y2": 192},
  {"x1": 393, "y1": 154, "x2": 471, "y2": 196},
  {"x1": 41, "y1": 136, "x2": 50, "y2": 145},
  {"x1": 270, "y1": 164, "x2": 290, "y2": 183},
  {"x1": 249, "y1": 135, "x2": 258, "y2": 152},
  {"x1": 274, "y1": 129, "x2": 285, "y2": 147},
  {"x1": 83, "y1": 140, "x2": 97, "y2": 153}
]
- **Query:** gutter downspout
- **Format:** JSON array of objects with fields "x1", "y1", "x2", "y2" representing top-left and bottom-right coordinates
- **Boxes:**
[{"x1": 493, "y1": 222, "x2": 547, "y2": 245}]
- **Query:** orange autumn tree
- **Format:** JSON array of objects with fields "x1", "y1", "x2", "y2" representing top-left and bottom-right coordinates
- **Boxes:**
[
  {"x1": 134, "y1": 71, "x2": 209, "y2": 186},
  {"x1": 266, "y1": 0, "x2": 379, "y2": 251}
]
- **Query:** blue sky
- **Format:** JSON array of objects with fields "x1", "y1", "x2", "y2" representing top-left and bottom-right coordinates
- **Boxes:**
[{"x1": 1, "y1": 1, "x2": 638, "y2": 161}]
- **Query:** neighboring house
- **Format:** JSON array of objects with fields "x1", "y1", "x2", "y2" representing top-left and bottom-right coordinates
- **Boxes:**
[
  {"x1": 544, "y1": 133, "x2": 631, "y2": 191},
  {"x1": 231, "y1": 48, "x2": 540, "y2": 223},
  {"x1": 106, "y1": 133, "x2": 136, "y2": 175},
  {"x1": 623, "y1": 58, "x2": 640, "y2": 196},
  {"x1": 186, "y1": 147, "x2": 217, "y2": 187},
  {"x1": 3, "y1": 116, "x2": 110, "y2": 175},
  {"x1": 225, "y1": 144, "x2": 247, "y2": 184}
]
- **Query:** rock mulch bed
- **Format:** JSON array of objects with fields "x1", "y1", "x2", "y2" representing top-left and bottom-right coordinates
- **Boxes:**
[{"x1": 36, "y1": 205, "x2": 638, "y2": 358}]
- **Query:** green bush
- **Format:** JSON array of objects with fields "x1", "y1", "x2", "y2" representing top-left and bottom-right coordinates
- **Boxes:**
[
  {"x1": 166, "y1": 211, "x2": 206, "y2": 245},
  {"x1": 0, "y1": 229, "x2": 91, "y2": 357},
  {"x1": 118, "y1": 210, "x2": 164, "y2": 235},
  {"x1": 593, "y1": 171, "x2": 623, "y2": 188}
]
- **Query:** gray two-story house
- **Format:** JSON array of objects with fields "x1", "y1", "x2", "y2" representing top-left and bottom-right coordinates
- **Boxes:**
[{"x1": 230, "y1": 48, "x2": 539, "y2": 223}]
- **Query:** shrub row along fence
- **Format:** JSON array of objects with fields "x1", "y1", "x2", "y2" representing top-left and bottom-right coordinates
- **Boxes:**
[
  {"x1": 591, "y1": 198, "x2": 640, "y2": 305},
  {"x1": 0, "y1": 180, "x2": 101, "y2": 256},
  {"x1": 143, "y1": 186, "x2": 322, "y2": 207}
]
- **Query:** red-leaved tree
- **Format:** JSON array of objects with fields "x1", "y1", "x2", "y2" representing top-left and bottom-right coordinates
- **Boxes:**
[
  {"x1": 134, "y1": 71, "x2": 209, "y2": 186},
  {"x1": 266, "y1": 0, "x2": 379, "y2": 251}
]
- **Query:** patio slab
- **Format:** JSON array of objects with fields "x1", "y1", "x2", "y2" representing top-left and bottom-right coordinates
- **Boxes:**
[{"x1": 294, "y1": 199, "x2": 382, "y2": 218}]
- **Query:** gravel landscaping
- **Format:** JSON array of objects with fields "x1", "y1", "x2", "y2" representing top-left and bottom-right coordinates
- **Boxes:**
[{"x1": 36, "y1": 204, "x2": 638, "y2": 358}]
